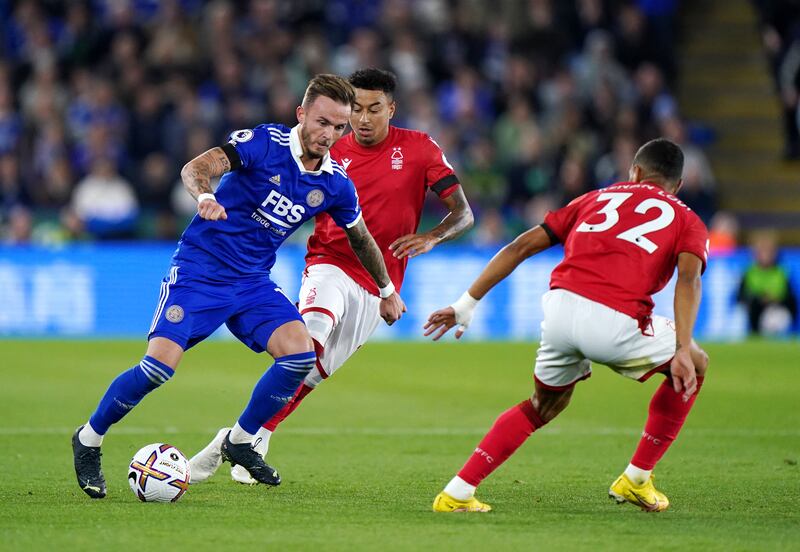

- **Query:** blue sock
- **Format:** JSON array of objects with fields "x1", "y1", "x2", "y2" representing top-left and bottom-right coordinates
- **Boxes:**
[
  {"x1": 237, "y1": 352, "x2": 316, "y2": 434},
  {"x1": 88, "y1": 356, "x2": 175, "y2": 434}
]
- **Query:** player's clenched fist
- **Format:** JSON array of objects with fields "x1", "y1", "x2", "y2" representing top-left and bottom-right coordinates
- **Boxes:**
[
  {"x1": 380, "y1": 292, "x2": 406, "y2": 325},
  {"x1": 198, "y1": 196, "x2": 228, "y2": 221}
]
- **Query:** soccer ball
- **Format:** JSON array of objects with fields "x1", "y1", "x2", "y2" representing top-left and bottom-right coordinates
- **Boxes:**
[{"x1": 128, "y1": 443, "x2": 190, "y2": 503}]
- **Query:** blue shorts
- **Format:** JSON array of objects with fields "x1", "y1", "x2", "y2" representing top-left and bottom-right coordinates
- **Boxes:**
[{"x1": 147, "y1": 265, "x2": 302, "y2": 353}]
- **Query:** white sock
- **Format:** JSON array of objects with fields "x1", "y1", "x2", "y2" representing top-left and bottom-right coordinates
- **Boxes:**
[
  {"x1": 228, "y1": 423, "x2": 255, "y2": 445},
  {"x1": 624, "y1": 463, "x2": 651, "y2": 486},
  {"x1": 252, "y1": 427, "x2": 272, "y2": 456},
  {"x1": 78, "y1": 422, "x2": 104, "y2": 447},
  {"x1": 443, "y1": 475, "x2": 476, "y2": 501}
]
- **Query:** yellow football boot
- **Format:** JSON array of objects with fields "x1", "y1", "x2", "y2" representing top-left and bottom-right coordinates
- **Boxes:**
[
  {"x1": 432, "y1": 491, "x2": 492, "y2": 513},
  {"x1": 609, "y1": 473, "x2": 670, "y2": 512}
]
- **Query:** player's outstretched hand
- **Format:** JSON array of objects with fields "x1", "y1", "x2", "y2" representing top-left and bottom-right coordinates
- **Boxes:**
[
  {"x1": 389, "y1": 232, "x2": 438, "y2": 259},
  {"x1": 380, "y1": 292, "x2": 406, "y2": 325},
  {"x1": 670, "y1": 347, "x2": 697, "y2": 402},
  {"x1": 424, "y1": 307, "x2": 463, "y2": 341},
  {"x1": 198, "y1": 197, "x2": 228, "y2": 221}
]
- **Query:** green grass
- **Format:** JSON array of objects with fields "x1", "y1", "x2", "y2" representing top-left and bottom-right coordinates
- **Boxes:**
[{"x1": 0, "y1": 340, "x2": 798, "y2": 551}]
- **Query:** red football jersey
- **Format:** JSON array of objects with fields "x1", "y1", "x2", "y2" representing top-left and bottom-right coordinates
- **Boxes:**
[
  {"x1": 305, "y1": 126, "x2": 459, "y2": 295},
  {"x1": 544, "y1": 182, "x2": 708, "y2": 323}
]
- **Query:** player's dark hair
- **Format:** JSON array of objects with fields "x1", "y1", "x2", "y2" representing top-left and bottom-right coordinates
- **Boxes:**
[
  {"x1": 303, "y1": 74, "x2": 356, "y2": 108},
  {"x1": 348, "y1": 68, "x2": 397, "y2": 97},
  {"x1": 632, "y1": 138, "x2": 684, "y2": 186}
]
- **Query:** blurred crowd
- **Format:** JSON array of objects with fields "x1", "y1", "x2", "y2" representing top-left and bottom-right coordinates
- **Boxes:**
[
  {"x1": 755, "y1": 0, "x2": 800, "y2": 159},
  {"x1": 0, "y1": 0, "x2": 721, "y2": 245}
]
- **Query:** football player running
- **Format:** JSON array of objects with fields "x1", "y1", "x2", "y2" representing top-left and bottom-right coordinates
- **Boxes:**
[
  {"x1": 189, "y1": 68, "x2": 474, "y2": 484},
  {"x1": 425, "y1": 138, "x2": 709, "y2": 513},
  {"x1": 71, "y1": 74, "x2": 405, "y2": 498}
]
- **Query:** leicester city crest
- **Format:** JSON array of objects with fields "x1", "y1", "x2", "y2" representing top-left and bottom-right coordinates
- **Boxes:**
[
  {"x1": 306, "y1": 189, "x2": 324, "y2": 207},
  {"x1": 166, "y1": 305, "x2": 184, "y2": 323}
]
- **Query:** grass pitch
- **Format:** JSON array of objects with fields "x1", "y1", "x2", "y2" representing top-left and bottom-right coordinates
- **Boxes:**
[{"x1": 0, "y1": 340, "x2": 798, "y2": 551}]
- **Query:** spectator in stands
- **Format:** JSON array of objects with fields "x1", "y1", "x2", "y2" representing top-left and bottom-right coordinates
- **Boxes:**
[
  {"x1": 471, "y1": 208, "x2": 509, "y2": 247},
  {"x1": 0, "y1": 84, "x2": 22, "y2": 155},
  {"x1": 126, "y1": 82, "x2": 167, "y2": 170},
  {"x1": 738, "y1": 231, "x2": 798, "y2": 336},
  {"x1": 0, "y1": 152, "x2": 26, "y2": 210},
  {"x1": 633, "y1": 62, "x2": 677, "y2": 139},
  {"x1": 35, "y1": 155, "x2": 74, "y2": 212},
  {"x1": 494, "y1": 96, "x2": 538, "y2": 169},
  {"x1": 554, "y1": 154, "x2": 590, "y2": 206},
  {"x1": 594, "y1": 132, "x2": 637, "y2": 188},
  {"x1": 613, "y1": 3, "x2": 656, "y2": 73},
  {"x1": 3, "y1": 205, "x2": 33, "y2": 244},
  {"x1": 660, "y1": 116, "x2": 715, "y2": 190},
  {"x1": 573, "y1": 30, "x2": 630, "y2": 105},
  {"x1": 707, "y1": 212, "x2": 739, "y2": 256},
  {"x1": 138, "y1": 152, "x2": 178, "y2": 240},
  {"x1": 70, "y1": 157, "x2": 138, "y2": 239},
  {"x1": 755, "y1": 0, "x2": 800, "y2": 159},
  {"x1": 461, "y1": 137, "x2": 505, "y2": 210},
  {"x1": 505, "y1": 125, "x2": 551, "y2": 209}
]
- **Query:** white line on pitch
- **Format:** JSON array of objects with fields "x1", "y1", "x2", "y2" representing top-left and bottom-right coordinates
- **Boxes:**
[{"x1": 0, "y1": 427, "x2": 798, "y2": 437}]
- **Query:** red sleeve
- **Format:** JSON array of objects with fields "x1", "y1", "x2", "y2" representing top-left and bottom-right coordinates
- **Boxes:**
[
  {"x1": 677, "y1": 212, "x2": 709, "y2": 273},
  {"x1": 542, "y1": 194, "x2": 591, "y2": 243},
  {"x1": 424, "y1": 136, "x2": 459, "y2": 198}
]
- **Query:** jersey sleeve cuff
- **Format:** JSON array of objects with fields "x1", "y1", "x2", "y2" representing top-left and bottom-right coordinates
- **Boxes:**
[
  {"x1": 540, "y1": 222, "x2": 560, "y2": 245},
  {"x1": 430, "y1": 174, "x2": 459, "y2": 196},
  {"x1": 221, "y1": 142, "x2": 242, "y2": 170},
  {"x1": 678, "y1": 248, "x2": 708, "y2": 274},
  {"x1": 345, "y1": 211, "x2": 363, "y2": 229}
]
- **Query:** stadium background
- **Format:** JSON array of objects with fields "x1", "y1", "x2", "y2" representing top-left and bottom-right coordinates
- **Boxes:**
[
  {"x1": 0, "y1": 2, "x2": 798, "y2": 550},
  {"x1": 0, "y1": 0, "x2": 798, "y2": 339}
]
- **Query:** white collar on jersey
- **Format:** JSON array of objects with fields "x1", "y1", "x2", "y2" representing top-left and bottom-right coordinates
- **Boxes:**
[{"x1": 289, "y1": 125, "x2": 334, "y2": 175}]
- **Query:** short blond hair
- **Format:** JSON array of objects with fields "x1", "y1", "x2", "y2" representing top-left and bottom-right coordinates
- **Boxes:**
[{"x1": 302, "y1": 74, "x2": 356, "y2": 108}]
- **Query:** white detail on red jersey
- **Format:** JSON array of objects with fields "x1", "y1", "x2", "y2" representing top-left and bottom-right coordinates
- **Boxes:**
[
  {"x1": 544, "y1": 182, "x2": 708, "y2": 323},
  {"x1": 391, "y1": 147, "x2": 403, "y2": 170}
]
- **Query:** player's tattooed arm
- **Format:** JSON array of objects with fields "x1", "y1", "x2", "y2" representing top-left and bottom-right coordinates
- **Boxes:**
[
  {"x1": 181, "y1": 147, "x2": 231, "y2": 221},
  {"x1": 430, "y1": 186, "x2": 474, "y2": 242},
  {"x1": 389, "y1": 187, "x2": 474, "y2": 259},
  {"x1": 345, "y1": 219, "x2": 407, "y2": 324},
  {"x1": 180, "y1": 147, "x2": 231, "y2": 199},
  {"x1": 345, "y1": 219, "x2": 392, "y2": 288}
]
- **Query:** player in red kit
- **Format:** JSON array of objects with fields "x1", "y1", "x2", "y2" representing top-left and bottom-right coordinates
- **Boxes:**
[
  {"x1": 190, "y1": 68, "x2": 474, "y2": 484},
  {"x1": 425, "y1": 139, "x2": 709, "y2": 513}
]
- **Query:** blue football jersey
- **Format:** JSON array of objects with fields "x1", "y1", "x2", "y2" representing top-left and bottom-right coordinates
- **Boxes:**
[{"x1": 173, "y1": 124, "x2": 361, "y2": 279}]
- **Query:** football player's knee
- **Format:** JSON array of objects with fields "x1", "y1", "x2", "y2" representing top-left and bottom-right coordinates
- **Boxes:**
[
  {"x1": 694, "y1": 347, "x2": 710, "y2": 377},
  {"x1": 278, "y1": 331, "x2": 314, "y2": 356}
]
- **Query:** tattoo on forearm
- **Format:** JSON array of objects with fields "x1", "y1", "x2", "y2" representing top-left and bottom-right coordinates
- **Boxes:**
[
  {"x1": 347, "y1": 222, "x2": 390, "y2": 288},
  {"x1": 181, "y1": 147, "x2": 231, "y2": 199},
  {"x1": 431, "y1": 189, "x2": 474, "y2": 243}
]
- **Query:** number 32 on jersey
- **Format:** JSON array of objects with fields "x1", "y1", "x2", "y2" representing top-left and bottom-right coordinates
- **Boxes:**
[{"x1": 575, "y1": 192, "x2": 675, "y2": 254}]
